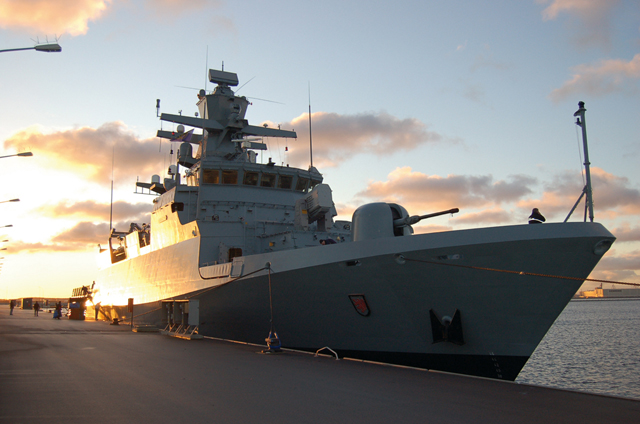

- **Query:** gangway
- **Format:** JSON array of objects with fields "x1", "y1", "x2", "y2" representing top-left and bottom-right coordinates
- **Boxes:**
[{"x1": 160, "y1": 299, "x2": 203, "y2": 340}]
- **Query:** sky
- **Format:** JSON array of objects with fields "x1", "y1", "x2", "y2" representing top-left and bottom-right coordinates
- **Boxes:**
[{"x1": 1, "y1": 0, "x2": 639, "y2": 299}]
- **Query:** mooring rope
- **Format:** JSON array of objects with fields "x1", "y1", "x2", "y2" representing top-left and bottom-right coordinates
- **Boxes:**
[
  {"x1": 403, "y1": 257, "x2": 640, "y2": 287},
  {"x1": 191, "y1": 265, "x2": 270, "y2": 297},
  {"x1": 102, "y1": 265, "x2": 271, "y2": 323},
  {"x1": 132, "y1": 307, "x2": 162, "y2": 319}
]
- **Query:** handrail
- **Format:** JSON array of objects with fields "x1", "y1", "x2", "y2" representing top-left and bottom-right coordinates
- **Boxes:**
[{"x1": 315, "y1": 346, "x2": 340, "y2": 360}]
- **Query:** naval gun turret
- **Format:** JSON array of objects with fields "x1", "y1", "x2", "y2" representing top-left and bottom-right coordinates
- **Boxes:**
[{"x1": 352, "y1": 204, "x2": 459, "y2": 241}]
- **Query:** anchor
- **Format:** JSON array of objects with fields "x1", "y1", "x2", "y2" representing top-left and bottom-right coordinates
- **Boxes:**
[{"x1": 430, "y1": 309, "x2": 465, "y2": 345}]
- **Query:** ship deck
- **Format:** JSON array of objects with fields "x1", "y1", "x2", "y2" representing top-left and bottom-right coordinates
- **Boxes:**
[{"x1": 1, "y1": 307, "x2": 638, "y2": 424}]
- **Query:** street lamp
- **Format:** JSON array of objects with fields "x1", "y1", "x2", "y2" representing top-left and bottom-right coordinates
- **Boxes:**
[
  {"x1": 0, "y1": 43, "x2": 61, "y2": 53},
  {"x1": 0, "y1": 225, "x2": 13, "y2": 229},
  {"x1": 0, "y1": 199, "x2": 19, "y2": 204},
  {"x1": 0, "y1": 152, "x2": 33, "y2": 159}
]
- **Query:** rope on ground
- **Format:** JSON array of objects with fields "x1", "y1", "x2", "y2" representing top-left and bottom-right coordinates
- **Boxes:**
[{"x1": 403, "y1": 257, "x2": 640, "y2": 287}]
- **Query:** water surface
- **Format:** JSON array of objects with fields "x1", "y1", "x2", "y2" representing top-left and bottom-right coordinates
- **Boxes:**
[{"x1": 517, "y1": 298, "x2": 640, "y2": 400}]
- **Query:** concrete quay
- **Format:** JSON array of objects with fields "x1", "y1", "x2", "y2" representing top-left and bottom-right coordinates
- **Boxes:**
[{"x1": 1, "y1": 308, "x2": 638, "y2": 424}]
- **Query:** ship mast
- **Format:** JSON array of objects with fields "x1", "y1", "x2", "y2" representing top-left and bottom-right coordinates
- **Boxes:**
[
  {"x1": 308, "y1": 82, "x2": 313, "y2": 168},
  {"x1": 565, "y1": 101, "x2": 595, "y2": 223}
]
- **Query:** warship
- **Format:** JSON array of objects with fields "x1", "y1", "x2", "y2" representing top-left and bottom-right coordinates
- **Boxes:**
[{"x1": 90, "y1": 70, "x2": 615, "y2": 380}]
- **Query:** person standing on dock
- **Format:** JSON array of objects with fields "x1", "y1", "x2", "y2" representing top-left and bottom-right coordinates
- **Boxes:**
[
  {"x1": 9, "y1": 299, "x2": 15, "y2": 315},
  {"x1": 34, "y1": 302, "x2": 40, "y2": 317}
]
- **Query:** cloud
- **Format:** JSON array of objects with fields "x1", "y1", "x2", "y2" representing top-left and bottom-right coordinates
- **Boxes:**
[
  {"x1": 590, "y1": 168, "x2": 640, "y2": 214},
  {"x1": 278, "y1": 111, "x2": 446, "y2": 168},
  {"x1": 50, "y1": 221, "x2": 110, "y2": 244},
  {"x1": 550, "y1": 54, "x2": 640, "y2": 102},
  {"x1": 539, "y1": 0, "x2": 619, "y2": 21},
  {"x1": 456, "y1": 41, "x2": 467, "y2": 52},
  {"x1": 7, "y1": 199, "x2": 151, "y2": 253},
  {"x1": 459, "y1": 79, "x2": 487, "y2": 104},
  {"x1": 596, "y1": 250, "x2": 640, "y2": 273},
  {"x1": 610, "y1": 223, "x2": 640, "y2": 243},
  {"x1": 412, "y1": 223, "x2": 455, "y2": 235},
  {"x1": 0, "y1": 0, "x2": 111, "y2": 36},
  {"x1": 7, "y1": 217, "x2": 141, "y2": 253},
  {"x1": 34, "y1": 200, "x2": 151, "y2": 222},
  {"x1": 453, "y1": 208, "x2": 516, "y2": 225},
  {"x1": 7, "y1": 240, "x2": 86, "y2": 253},
  {"x1": 143, "y1": 0, "x2": 223, "y2": 18},
  {"x1": 585, "y1": 268, "x2": 640, "y2": 290},
  {"x1": 140, "y1": 0, "x2": 235, "y2": 37},
  {"x1": 515, "y1": 167, "x2": 640, "y2": 221},
  {"x1": 0, "y1": 0, "x2": 230, "y2": 36},
  {"x1": 470, "y1": 45, "x2": 509, "y2": 73},
  {"x1": 541, "y1": 168, "x2": 640, "y2": 216},
  {"x1": 3, "y1": 122, "x2": 166, "y2": 186},
  {"x1": 538, "y1": 0, "x2": 621, "y2": 48},
  {"x1": 333, "y1": 202, "x2": 356, "y2": 221},
  {"x1": 3, "y1": 112, "x2": 446, "y2": 186},
  {"x1": 7, "y1": 226, "x2": 104, "y2": 253},
  {"x1": 355, "y1": 167, "x2": 537, "y2": 215},
  {"x1": 351, "y1": 166, "x2": 640, "y2": 226}
]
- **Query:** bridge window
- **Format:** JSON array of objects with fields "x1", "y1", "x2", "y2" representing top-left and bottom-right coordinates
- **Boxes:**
[
  {"x1": 203, "y1": 169, "x2": 220, "y2": 184},
  {"x1": 261, "y1": 173, "x2": 276, "y2": 188},
  {"x1": 278, "y1": 175, "x2": 293, "y2": 190},
  {"x1": 295, "y1": 177, "x2": 309, "y2": 192},
  {"x1": 222, "y1": 170, "x2": 238, "y2": 184},
  {"x1": 243, "y1": 171, "x2": 259, "y2": 186}
]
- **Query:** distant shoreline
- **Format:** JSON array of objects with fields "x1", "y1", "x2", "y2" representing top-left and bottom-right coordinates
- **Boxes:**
[{"x1": 572, "y1": 297, "x2": 640, "y2": 302}]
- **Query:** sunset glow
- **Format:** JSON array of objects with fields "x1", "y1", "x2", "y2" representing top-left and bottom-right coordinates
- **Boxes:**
[{"x1": 1, "y1": 0, "x2": 639, "y2": 298}]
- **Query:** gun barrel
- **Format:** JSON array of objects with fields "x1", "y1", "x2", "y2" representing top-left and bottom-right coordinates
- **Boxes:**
[
  {"x1": 418, "y1": 208, "x2": 459, "y2": 221},
  {"x1": 393, "y1": 208, "x2": 459, "y2": 227}
]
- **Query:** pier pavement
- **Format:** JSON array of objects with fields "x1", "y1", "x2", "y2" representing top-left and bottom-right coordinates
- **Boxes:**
[{"x1": 1, "y1": 307, "x2": 639, "y2": 424}]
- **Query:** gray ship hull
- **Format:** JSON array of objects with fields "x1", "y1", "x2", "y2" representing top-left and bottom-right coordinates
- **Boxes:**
[{"x1": 93, "y1": 222, "x2": 614, "y2": 380}]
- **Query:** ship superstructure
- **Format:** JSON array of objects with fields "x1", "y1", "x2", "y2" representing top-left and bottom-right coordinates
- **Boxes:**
[{"x1": 92, "y1": 70, "x2": 615, "y2": 380}]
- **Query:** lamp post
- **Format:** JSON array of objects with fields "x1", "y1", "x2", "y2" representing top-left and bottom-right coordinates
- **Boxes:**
[
  {"x1": 0, "y1": 43, "x2": 61, "y2": 54},
  {"x1": 0, "y1": 152, "x2": 33, "y2": 159},
  {"x1": 0, "y1": 225, "x2": 13, "y2": 229},
  {"x1": 0, "y1": 199, "x2": 19, "y2": 204}
]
